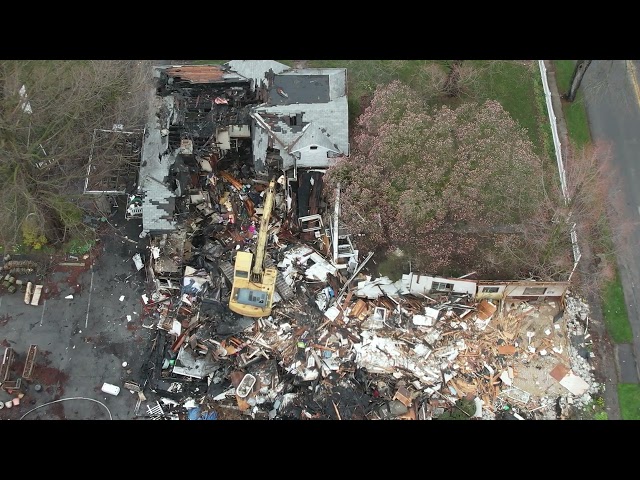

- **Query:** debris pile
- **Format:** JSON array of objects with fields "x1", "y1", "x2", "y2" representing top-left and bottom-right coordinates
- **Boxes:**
[
  {"x1": 107, "y1": 63, "x2": 599, "y2": 420},
  {"x1": 127, "y1": 170, "x2": 599, "y2": 420}
]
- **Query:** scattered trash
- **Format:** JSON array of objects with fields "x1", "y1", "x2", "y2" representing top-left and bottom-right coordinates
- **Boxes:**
[
  {"x1": 188, "y1": 407, "x2": 218, "y2": 420},
  {"x1": 132, "y1": 253, "x2": 144, "y2": 271},
  {"x1": 101, "y1": 383, "x2": 120, "y2": 396}
]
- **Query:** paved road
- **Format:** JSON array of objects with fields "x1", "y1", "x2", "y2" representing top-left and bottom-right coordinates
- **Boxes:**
[{"x1": 582, "y1": 59, "x2": 640, "y2": 384}]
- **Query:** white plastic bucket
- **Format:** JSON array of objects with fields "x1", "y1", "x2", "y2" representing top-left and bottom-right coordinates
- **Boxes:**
[
  {"x1": 101, "y1": 382, "x2": 120, "y2": 396},
  {"x1": 236, "y1": 374, "x2": 256, "y2": 398}
]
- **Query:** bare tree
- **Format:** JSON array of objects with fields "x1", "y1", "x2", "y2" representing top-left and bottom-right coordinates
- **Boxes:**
[
  {"x1": 488, "y1": 139, "x2": 636, "y2": 294},
  {"x1": 565, "y1": 140, "x2": 637, "y2": 296},
  {"x1": 415, "y1": 60, "x2": 525, "y2": 103},
  {"x1": 0, "y1": 60, "x2": 154, "y2": 249},
  {"x1": 485, "y1": 138, "x2": 635, "y2": 295},
  {"x1": 412, "y1": 61, "x2": 484, "y2": 103},
  {"x1": 562, "y1": 60, "x2": 592, "y2": 102},
  {"x1": 443, "y1": 60, "x2": 464, "y2": 97}
]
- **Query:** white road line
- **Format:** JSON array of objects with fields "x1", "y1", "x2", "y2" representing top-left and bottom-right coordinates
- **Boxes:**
[
  {"x1": 638, "y1": 205, "x2": 640, "y2": 216},
  {"x1": 39, "y1": 299, "x2": 47, "y2": 326},
  {"x1": 85, "y1": 265, "x2": 94, "y2": 329}
]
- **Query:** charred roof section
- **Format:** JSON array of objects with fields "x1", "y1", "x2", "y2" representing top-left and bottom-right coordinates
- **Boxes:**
[
  {"x1": 157, "y1": 65, "x2": 248, "y2": 92},
  {"x1": 140, "y1": 65, "x2": 257, "y2": 236}
]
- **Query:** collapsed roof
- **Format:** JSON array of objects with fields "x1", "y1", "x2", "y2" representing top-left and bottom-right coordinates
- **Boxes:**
[{"x1": 137, "y1": 62, "x2": 349, "y2": 236}]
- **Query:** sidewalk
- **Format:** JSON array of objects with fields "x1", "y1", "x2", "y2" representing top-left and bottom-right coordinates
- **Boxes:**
[{"x1": 543, "y1": 60, "x2": 622, "y2": 420}]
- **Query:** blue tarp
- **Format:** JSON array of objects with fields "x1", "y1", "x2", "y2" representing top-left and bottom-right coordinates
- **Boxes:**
[{"x1": 187, "y1": 407, "x2": 218, "y2": 420}]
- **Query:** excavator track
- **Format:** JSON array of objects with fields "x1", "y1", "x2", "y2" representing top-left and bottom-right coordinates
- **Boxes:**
[
  {"x1": 264, "y1": 258, "x2": 295, "y2": 301},
  {"x1": 218, "y1": 261, "x2": 235, "y2": 286}
]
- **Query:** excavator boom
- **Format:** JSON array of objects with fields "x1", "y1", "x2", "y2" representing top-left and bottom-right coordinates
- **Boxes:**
[
  {"x1": 228, "y1": 179, "x2": 278, "y2": 318},
  {"x1": 251, "y1": 180, "x2": 275, "y2": 279}
]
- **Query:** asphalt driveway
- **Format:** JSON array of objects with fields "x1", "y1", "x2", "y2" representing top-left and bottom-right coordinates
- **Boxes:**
[{"x1": 0, "y1": 202, "x2": 152, "y2": 420}]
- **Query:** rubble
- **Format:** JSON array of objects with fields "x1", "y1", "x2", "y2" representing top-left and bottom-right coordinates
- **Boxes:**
[
  {"x1": 130, "y1": 195, "x2": 598, "y2": 421},
  {"x1": 113, "y1": 63, "x2": 600, "y2": 421}
]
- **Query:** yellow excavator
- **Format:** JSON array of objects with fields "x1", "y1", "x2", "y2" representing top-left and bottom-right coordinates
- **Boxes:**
[{"x1": 228, "y1": 178, "x2": 278, "y2": 317}]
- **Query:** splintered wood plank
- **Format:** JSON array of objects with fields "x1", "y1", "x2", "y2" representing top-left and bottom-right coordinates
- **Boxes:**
[
  {"x1": 1, "y1": 348, "x2": 15, "y2": 382},
  {"x1": 22, "y1": 345, "x2": 38, "y2": 380},
  {"x1": 342, "y1": 290, "x2": 354, "y2": 309},
  {"x1": 351, "y1": 299, "x2": 368, "y2": 319}
]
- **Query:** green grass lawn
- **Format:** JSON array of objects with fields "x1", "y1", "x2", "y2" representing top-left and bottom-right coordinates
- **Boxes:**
[
  {"x1": 470, "y1": 60, "x2": 549, "y2": 155},
  {"x1": 618, "y1": 384, "x2": 640, "y2": 419},
  {"x1": 308, "y1": 60, "x2": 550, "y2": 155},
  {"x1": 552, "y1": 60, "x2": 592, "y2": 148},
  {"x1": 602, "y1": 271, "x2": 634, "y2": 343}
]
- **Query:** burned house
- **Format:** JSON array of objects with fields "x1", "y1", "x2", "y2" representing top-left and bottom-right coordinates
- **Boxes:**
[
  {"x1": 136, "y1": 61, "x2": 348, "y2": 239},
  {"x1": 105, "y1": 63, "x2": 600, "y2": 421},
  {"x1": 243, "y1": 65, "x2": 349, "y2": 175},
  {"x1": 137, "y1": 64, "x2": 257, "y2": 237}
]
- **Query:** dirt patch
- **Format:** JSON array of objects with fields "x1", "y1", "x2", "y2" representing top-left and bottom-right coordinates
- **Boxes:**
[
  {"x1": 42, "y1": 281, "x2": 60, "y2": 300},
  {"x1": 0, "y1": 404, "x2": 25, "y2": 420},
  {"x1": 42, "y1": 242, "x2": 106, "y2": 298},
  {"x1": 1, "y1": 339, "x2": 11, "y2": 348},
  {"x1": 53, "y1": 264, "x2": 88, "y2": 288},
  {"x1": 0, "y1": 314, "x2": 11, "y2": 326},
  {"x1": 30, "y1": 365, "x2": 69, "y2": 398},
  {"x1": 4, "y1": 396, "x2": 65, "y2": 420},
  {"x1": 582, "y1": 288, "x2": 622, "y2": 419},
  {"x1": 214, "y1": 405, "x2": 250, "y2": 420},
  {"x1": 83, "y1": 334, "x2": 107, "y2": 345}
]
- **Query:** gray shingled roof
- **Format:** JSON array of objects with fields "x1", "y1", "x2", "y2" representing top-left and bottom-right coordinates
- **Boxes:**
[
  {"x1": 290, "y1": 122, "x2": 341, "y2": 153},
  {"x1": 252, "y1": 67, "x2": 348, "y2": 164},
  {"x1": 139, "y1": 93, "x2": 177, "y2": 234},
  {"x1": 254, "y1": 97, "x2": 349, "y2": 156}
]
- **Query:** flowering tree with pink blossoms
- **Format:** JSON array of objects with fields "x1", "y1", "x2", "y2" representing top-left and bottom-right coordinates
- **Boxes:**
[{"x1": 325, "y1": 80, "x2": 554, "y2": 276}]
